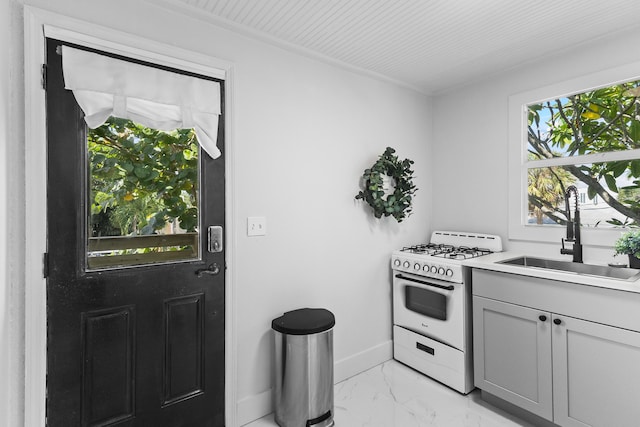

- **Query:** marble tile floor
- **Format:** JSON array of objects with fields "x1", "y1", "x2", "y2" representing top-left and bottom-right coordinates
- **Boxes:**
[{"x1": 243, "y1": 360, "x2": 534, "y2": 427}]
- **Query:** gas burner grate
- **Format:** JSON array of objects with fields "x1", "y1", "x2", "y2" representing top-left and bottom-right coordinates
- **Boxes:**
[
  {"x1": 401, "y1": 244, "x2": 493, "y2": 259},
  {"x1": 431, "y1": 246, "x2": 493, "y2": 259},
  {"x1": 401, "y1": 243, "x2": 454, "y2": 255}
]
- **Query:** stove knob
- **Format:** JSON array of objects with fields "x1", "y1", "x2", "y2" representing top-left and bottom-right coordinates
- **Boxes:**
[
  {"x1": 414, "y1": 263, "x2": 421, "y2": 271},
  {"x1": 403, "y1": 261, "x2": 411, "y2": 269},
  {"x1": 430, "y1": 266, "x2": 438, "y2": 274},
  {"x1": 438, "y1": 267, "x2": 445, "y2": 275},
  {"x1": 393, "y1": 259, "x2": 401, "y2": 267},
  {"x1": 445, "y1": 269, "x2": 453, "y2": 277},
  {"x1": 423, "y1": 265, "x2": 430, "y2": 272}
]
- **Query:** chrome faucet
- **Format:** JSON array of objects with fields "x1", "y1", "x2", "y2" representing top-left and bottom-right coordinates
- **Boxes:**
[{"x1": 560, "y1": 185, "x2": 583, "y2": 263}]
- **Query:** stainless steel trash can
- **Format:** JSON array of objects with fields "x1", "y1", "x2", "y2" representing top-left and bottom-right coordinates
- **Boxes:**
[{"x1": 272, "y1": 308, "x2": 335, "y2": 427}]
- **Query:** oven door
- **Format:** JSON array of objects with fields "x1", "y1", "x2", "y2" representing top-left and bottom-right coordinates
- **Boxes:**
[{"x1": 393, "y1": 271, "x2": 465, "y2": 350}]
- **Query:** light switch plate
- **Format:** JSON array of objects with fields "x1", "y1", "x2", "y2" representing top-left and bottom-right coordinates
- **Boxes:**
[{"x1": 247, "y1": 216, "x2": 266, "y2": 236}]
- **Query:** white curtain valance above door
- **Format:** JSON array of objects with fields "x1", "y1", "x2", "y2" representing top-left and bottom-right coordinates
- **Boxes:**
[{"x1": 61, "y1": 45, "x2": 222, "y2": 159}]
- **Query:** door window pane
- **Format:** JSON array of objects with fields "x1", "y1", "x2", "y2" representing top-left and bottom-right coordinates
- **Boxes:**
[{"x1": 87, "y1": 117, "x2": 200, "y2": 269}]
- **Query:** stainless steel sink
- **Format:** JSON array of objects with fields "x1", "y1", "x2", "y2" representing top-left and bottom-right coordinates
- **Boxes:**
[{"x1": 497, "y1": 256, "x2": 640, "y2": 281}]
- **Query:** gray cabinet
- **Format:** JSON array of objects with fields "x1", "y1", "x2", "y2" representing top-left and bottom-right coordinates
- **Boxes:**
[
  {"x1": 472, "y1": 269, "x2": 640, "y2": 427},
  {"x1": 552, "y1": 315, "x2": 640, "y2": 427},
  {"x1": 473, "y1": 296, "x2": 552, "y2": 419}
]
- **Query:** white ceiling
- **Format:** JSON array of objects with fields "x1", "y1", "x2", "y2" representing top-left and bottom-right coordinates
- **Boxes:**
[{"x1": 157, "y1": 0, "x2": 640, "y2": 94}]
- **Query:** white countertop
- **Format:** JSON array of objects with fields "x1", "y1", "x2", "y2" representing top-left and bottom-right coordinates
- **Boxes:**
[{"x1": 463, "y1": 251, "x2": 640, "y2": 294}]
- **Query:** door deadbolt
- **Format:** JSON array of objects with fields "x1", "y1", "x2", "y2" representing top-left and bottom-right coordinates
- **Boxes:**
[{"x1": 208, "y1": 226, "x2": 223, "y2": 253}]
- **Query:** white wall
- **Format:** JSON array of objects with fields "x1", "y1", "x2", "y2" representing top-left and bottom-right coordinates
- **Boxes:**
[
  {"x1": 432, "y1": 26, "x2": 640, "y2": 264},
  {"x1": 1, "y1": 1, "x2": 25, "y2": 426},
  {"x1": 3, "y1": 1, "x2": 432, "y2": 425},
  {"x1": 0, "y1": 0, "x2": 10, "y2": 422}
]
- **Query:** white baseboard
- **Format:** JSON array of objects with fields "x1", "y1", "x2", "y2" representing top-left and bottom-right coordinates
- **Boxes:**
[
  {"x1": 334, "y1": 339, "x2": 392, "y2": 383},
  {"x1": 237, "y1": 388, "x2": 273, "y2": 427},
  {"x1": 237, "y1": 340, "x2": 393, "y2": 426}
]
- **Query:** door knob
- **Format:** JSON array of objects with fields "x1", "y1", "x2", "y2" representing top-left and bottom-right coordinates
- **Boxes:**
[
  {"x1": 539, "y1": 315, "x2": 547, "y2": 322},
  {"x1": 195, "y1": 263, "x2": 220, "y2": 277},
  {"x1": 553, "y1": 318, "x2": 562, "y2": 325}
]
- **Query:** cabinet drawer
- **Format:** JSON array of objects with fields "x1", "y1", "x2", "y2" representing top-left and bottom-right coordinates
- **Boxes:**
[
  {"x1": 393, "y1": 325, "x2": 472, "y2": 394},
  {"x1": 472, "y1": 269, "x2": 640, "y2": 332}
]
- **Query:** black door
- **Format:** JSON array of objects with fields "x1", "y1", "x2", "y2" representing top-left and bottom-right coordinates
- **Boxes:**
[{"x1": 45, "y1": 38, "x2": 225, "y2": 426}]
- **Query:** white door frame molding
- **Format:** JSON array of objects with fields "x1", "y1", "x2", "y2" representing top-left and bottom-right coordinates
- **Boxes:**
[{"x1": 23, "y1": 6, "x2": 237, "y2": 426}]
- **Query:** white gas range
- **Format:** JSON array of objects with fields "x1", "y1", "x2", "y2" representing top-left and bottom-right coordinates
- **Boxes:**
[{"x1": 391, "y1": 231, "x2": 503, "y2": 394}]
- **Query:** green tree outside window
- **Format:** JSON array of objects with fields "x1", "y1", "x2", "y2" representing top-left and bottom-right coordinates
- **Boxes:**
[{"x1": 527, "y1": 80, "x2": 640, "y2": 227}]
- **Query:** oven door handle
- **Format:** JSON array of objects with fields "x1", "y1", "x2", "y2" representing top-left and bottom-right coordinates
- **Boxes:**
[{"x1": 395, "y1": 274, "x2": 455, "y2": 291}]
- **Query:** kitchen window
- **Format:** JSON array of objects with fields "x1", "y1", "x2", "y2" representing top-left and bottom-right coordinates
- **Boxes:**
[{"x1": 509, "y1": 60, "x2": 640, "y2": 246}]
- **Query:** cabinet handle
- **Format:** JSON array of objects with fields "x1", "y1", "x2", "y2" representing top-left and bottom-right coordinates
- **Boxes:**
[
  {"x1": 553, "y1": 318, "x2": 562, "y2": 325},
  {"x1": 539, "y1": 315, "x2": 547, "y2": 322}
]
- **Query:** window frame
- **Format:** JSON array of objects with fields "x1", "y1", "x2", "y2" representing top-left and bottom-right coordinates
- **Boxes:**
[{"x1": 508, "y1": 60, "x2": 640, "y2": 247}]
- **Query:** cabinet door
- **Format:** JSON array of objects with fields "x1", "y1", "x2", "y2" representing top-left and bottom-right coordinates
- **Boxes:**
[
  {"x1": 473, "y1": 296, "x2": 553, "y2": 420},
  {"x1": 552, "y1": 315, "x2": 640, "y2": 427}
]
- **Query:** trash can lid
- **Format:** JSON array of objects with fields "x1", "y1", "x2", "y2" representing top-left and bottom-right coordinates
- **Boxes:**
[{"x1": 271, "y1": 308, "x2": 335, "y2": 335}]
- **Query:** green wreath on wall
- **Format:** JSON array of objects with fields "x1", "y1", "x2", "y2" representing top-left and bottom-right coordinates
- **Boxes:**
[{"x1": 355, "y1": 147, "x2": 417, "y2": 223}]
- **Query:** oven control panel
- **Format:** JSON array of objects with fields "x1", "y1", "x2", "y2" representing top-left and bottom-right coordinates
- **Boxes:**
[{"x1": 391, "y1": 254, "x2": 462, "y2": 283}]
